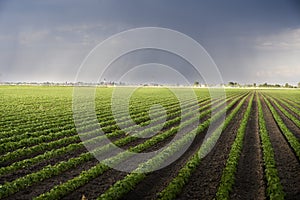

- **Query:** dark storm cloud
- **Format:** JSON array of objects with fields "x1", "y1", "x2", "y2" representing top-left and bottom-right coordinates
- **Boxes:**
[
  {"x1": 0, "y1": 0, "x2": 299, "y2": 85},
  {"x1": 102, "y1": 49, "x2": 204, "y2": 85}
]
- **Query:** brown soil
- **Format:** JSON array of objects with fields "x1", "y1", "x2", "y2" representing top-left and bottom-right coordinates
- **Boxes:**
[
  {"x1": 277, "y1": 99, "x2": 300, "y2": 120},
  {"x1": 119, "y1": 95, "x2": 247, "y2": 200},
  {"x1": 284, "y1": 99, "x2": 300, "y2": 110},
  {"x1": 3, "y1": 92, "x2": 299, "y2": 200},
  {"x1": 62, "y1": 169, "x2": 128, "y2": 200},
  {"x1": 61, "y1": 99, "x2": 217, "y2": 200},
  {"x1": 260, "y1": 95, "x2": 300, "y2": 200},
  {"x1": 4, "y1": 158, "x2": 100, "y2": 200},
  {"x1": 60, "y1": 94, "x2": 245, "y2": 200},
  {"x1": 0, "y1": 138, "x2": 82, "y2": 167},
  {"x1": 267, "y1": 97, "x2": 300, "y2": 140},
  {"x1": 0, "y1": 146, "x2": 88, "y2": 184},
  {"x1": 174, "y1": 95, "x2": 250, "y2": 200},
  {"x1": 230, "y1": 94, "x2": 266, "y2": 200},
  {"x1": 1, "y1": 99, "x2": 210, "y2": 199}
]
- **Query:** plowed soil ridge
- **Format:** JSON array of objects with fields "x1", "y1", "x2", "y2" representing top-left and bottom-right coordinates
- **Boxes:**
[
  {"x1": 267, "y1": 97, "x2": 300, "y2": 140},
  {"x1": 174, "y1": 95, "x2": 250, "y2": 200},
  {"x1": 260, "y1": 95, "x2": 300, "y2": 200},
  {"x1": 230, "y1": 94, "x2": 266, "y2": 200}
]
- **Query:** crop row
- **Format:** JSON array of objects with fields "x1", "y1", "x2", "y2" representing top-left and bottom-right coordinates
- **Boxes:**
[
  {"x1": 0, "y1": 93, "x2": 182, "y2": 139},
  {"x1": 216, "y1": 92, "x2": 254, "y2": 199},
  {"x1": 0, "y1": 93, "x2": 239, "y2": 198},
  {"x1": 0, "y1": 95, "x2": 185, "y2": 142},
  {"x1": 0, "y1": 96, "x2": 191, "y2": 153},
  {"x1": 0, "y1": 95, "x2": 213, "y2": 174},
  {"x1": 1, "y1": 95, "x2": 202, "y2": 152},
  {"x1": 263, "y1": 95, "x2": 300, "y2": 159},
  {"x1": 156, "y1": 93, "x2": 249, "y2": 200},
  {"x1": 25, "y1": 94, "x2": 245, "y2": 199},
  {"x1": 0, "y1": 94, "x2": 214, "y2": 165},
  {"x1": 268, "y1": 97, "x2": 300, "y2": 129},
  {"x1": 257, "y1": 94, "x2": 285, "y2": 199}
]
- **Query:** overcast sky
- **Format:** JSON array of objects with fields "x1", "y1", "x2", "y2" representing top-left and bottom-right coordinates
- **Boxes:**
[{"x1": 0, "y1": 0, "x2": 299, "y2": 85}]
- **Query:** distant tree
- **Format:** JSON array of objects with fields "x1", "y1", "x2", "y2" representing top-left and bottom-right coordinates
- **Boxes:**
[
  {"x1": 253, "y1": 83, "x2": 256, "y2": 87},
  {"x1": 228, "y1": 82, "x2": 238, "y2": 87},
  {"x1": 194, "y1": 81, "x2": 199, "y2": 87},
  {"x1": 285, "y1": 83, "x2": 289, "y2": 88},
  {"x1": 298, "y1": 82, "x2": 300, "y2": 88},
  {"x1": 259, "y1": 83, "x2": 268, "y2": 87}
]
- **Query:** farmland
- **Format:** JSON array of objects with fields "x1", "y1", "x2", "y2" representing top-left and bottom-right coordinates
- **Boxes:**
[{"x1": 0, "y1": 86, "x2": 299, "y2": 200}]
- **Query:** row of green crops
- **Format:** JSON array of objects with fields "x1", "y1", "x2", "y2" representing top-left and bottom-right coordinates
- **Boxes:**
[
  {"x1": 257, "y1": 94, "x2": 285, "y2": 199},
  {"x1": 156, "y1": 93, "x2": 249, "y2": 200},
  {"x1": 31, "y1": 94, "x2": 246, "y2": 199},
  {"x1": 266, "y1": 96, "x2": 300, "y2": 129},
  {"x1": 0, "y1": 96, "x2": 193, "y2": 153},
  {"x1": 0, "y1": 88, "x2": 243, "y2": 198},
  {"x1": 262, "y1": 95, "x2": 300, "y2": 159},
  {"x1": 0, "y1": 91, "x2": 209, "y2": 163},
  {"x1": 0, "y1": 96, "x2": 211, "y2": 175},
  {"x1": 3, "y1": 86, "x2": 299, "y2": 200},
  {"x1": 216, "y1": 93, "x2": 254, "y2": 199},
  {"x1": 0, "y1": 92, "x2": 220, "y2": 166}
]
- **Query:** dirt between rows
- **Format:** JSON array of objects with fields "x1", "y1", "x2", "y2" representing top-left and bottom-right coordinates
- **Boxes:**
[
  {"x1": 47, "y1": 95, "x2": 241, "y2": 200},
  {"x1": 0, "y1": 102, "x2": 184, "y2": 187},
  {"x1": 230, "y1": 94, "x2": 266, "y2": 200},
  {"x1": 0, "y1": 100, "x2": 184, "y2": 169},
  {"x1": 278, "y1": 99, "x2": 300, "y2": 120},
  {"x1": 0, "y1": 137, "x2": 82, "y2": 168},
  {"x1": 1, "y1": 98, "x2": 212, "y2": 199},
  {"x1": 0, "y1": 146, "x2": 88, "y2": 185},
  {"x1": 285, "y1": 99, "x2": 300, "y2": 110},
  {"x1": 173, "y1": 94, "x2": 250, "y2": 200},
  {"x1": 260, "y1": 95, "x2": 300, "y2": 200},
  {"x1": 61, "y1": 96, "x2": 237, "y2": 200},
  {"x1": 4, "y1": 92, "x2": 300, "y2": 200},
  {"x1": 267, "y1": 97, "x2": 300, "y2": 141},
  {"x1": 1, "y1": 94, "x2": 247, "y2": 200}
]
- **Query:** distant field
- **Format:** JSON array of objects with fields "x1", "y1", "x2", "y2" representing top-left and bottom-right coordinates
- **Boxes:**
[{"x1": 0, "y1": 86, "x2": 299, "y2": 199}]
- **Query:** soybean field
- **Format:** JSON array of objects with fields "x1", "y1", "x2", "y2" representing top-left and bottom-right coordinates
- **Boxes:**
[{"x1": 0, "y1": 86, "x2": 299, "y2": 200}]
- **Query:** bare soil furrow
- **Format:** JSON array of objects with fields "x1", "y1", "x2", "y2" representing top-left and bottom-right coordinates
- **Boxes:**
[
  {"x1": 230, "y1": 95, "x2": 266, "y2": 200},
  {"x1": 174, "y1": 96, "x2": 249, "y2": 200},
  {"x1": 268, "y1": 97, "x2": 300, "y2": 140},
  {"x1": 120, "y1": 95, "x2": 248, "y2": 200},
  {"x1": 260, "y1": 95, "x2": 300, "y2": 200}
]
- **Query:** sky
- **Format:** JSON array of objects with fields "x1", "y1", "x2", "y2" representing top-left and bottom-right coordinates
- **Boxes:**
[{"x1": 0, "y1": 0, "x2": 299, "y2": 85}]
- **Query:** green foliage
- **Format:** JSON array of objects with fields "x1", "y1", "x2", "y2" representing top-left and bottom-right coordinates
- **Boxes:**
[
  {"x1": 158, "y1": 93, "x2": 249, "y2": 200},
  {"x1": 216, "y1": 93, "x2": 254, "y2": 199},
  {"x1": 35, "y1": 98, "x2": 225, "y2": 199},
  {"x1": 43, "y1": 93, "x2": 241, "y2": 200},
  {"x1": 257, "y1": 94, "x2": 285, "y2": 199},
  {"x1": 99, "y1": 93, "x2": 248, "y2": 200},
  {"x1": 2, "y1": 86, "x2": 298, "y2": 200},
  {"x1": 270, "y1": 97, "x2": 300, "y2": 129},
  {"x1": 263, "y1": 96, "x2": 300, "y2": 159}
]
